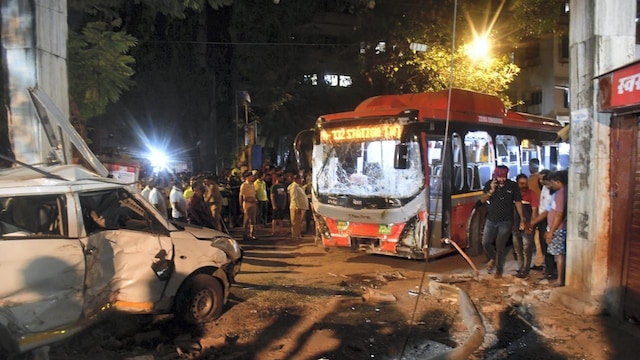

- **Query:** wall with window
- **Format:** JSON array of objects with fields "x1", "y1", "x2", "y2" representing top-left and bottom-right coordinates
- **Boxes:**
[
  {"x1": 508, "y1": 33, "x2": 570, "y2": 122},
  {"x1": 508, "y1": 2, "x2": 570, "y2": 121}
]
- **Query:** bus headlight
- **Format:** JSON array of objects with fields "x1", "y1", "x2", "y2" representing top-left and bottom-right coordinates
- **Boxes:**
[
  {"x1": 315, "y1": 215, "x2": 331, "y2": 239},
  {"x1": 398, "y1": 215, "x2": 421, "y2": 247}
]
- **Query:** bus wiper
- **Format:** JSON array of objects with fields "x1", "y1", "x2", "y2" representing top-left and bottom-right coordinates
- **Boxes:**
[{"x1": 0, "y1": 153, "x2": 66, "y2": 180}]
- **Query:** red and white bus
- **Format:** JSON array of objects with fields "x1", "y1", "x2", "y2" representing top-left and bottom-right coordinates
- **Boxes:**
[{"x1": 295, "y1": 88, "x2": 567, "y2": 259}]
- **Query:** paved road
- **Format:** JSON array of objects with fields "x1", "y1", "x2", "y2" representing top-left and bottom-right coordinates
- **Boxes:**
[
  {"x1": 225, "y1": 225, "x2": 640, "y2": 360},
  {"x1": 43, "y1": 224, "x2": 640, "y2": 360},
  {"x1": 230, "y1": 224, "x2": 480, "y2": 273}
]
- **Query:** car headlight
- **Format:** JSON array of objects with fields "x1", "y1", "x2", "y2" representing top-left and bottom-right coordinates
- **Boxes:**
[{"x1": 211, "y1": 236, "x2": 242, "y2": 262}]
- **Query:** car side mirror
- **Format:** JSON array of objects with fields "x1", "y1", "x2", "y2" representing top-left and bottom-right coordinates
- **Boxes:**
[{"x1": 394, "y1": 144, "x2": 409, "y2": 169}]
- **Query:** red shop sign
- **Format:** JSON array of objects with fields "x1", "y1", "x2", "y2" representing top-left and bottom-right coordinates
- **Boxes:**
[{"x1": 599, "y1": 60, "x2": 640, "y2": 111}]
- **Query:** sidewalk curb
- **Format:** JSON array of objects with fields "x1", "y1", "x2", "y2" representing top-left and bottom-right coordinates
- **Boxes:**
[{"x1": 550, "y1": 287, "x2": 603, "y2": 316}]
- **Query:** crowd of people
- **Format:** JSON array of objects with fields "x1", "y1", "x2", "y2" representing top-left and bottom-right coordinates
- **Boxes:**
[
  {"x1": 136, "y1": 165, "x2": 313, "y2": 242},
  {"x1": 481, "y1": 159, "x2": 568, "y2": 287}
]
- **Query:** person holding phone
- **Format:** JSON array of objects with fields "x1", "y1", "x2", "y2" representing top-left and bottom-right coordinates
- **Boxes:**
[{"x1": 481, "y1": 165, "x2": 525, "y2": 279}]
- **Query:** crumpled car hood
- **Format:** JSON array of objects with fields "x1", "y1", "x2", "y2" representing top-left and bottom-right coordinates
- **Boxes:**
[{"x1": 175, "y1": 223, "x2": 225, "y2": 240}]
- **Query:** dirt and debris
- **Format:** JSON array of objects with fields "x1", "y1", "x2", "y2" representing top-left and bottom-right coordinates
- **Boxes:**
[{"x1": 25, "y1": 227, "x2": 640, "y2": 360}]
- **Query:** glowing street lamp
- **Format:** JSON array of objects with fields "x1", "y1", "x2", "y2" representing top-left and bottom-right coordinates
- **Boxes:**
[
  {"x1": 466, "y1": 35, "x2": 490, "y2": 61},
  {"x1": 147, "y1": 146, "x2": 171, "y2": 174}
]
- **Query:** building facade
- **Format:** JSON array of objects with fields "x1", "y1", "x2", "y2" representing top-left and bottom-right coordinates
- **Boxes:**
[
  {"x1": 1, "y1": 0, "x2": 69, "y2": 164},
  {"x1": 564, "y1": 0, "x2": 639, "y2": 322},
  {"x1": 508, "y1": 11, "x2": 570, "y2": 124}
]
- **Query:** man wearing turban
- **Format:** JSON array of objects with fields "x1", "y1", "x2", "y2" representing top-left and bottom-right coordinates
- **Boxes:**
[{"x1": 480, "y1": 165, "x2": 525, "y2": 278}]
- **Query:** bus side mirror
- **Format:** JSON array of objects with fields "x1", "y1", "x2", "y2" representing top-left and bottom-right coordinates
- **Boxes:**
[{"x1": 394, "y1": 144, "x2": 409, "y2": 169}]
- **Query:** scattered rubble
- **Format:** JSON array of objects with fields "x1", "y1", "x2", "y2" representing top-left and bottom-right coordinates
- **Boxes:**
[
  {"x1": 429, "y1": 272, "x2": 476, "y2": 284},
  {"x1": 428, "y1": 281, "x2": 460, "y2": 303},
  {"x1": 362, "y1": 288, "x2": 397, "y2": 303}
]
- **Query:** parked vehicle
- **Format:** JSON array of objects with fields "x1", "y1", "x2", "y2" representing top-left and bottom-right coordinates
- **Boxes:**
[{"x1": 0, "y1": 163, "x2": 242, "y2": 356}]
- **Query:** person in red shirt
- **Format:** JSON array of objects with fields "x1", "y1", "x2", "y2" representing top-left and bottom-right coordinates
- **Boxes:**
[{"x1": 513, "y1": 174, "x2": 540, "y2": 279}]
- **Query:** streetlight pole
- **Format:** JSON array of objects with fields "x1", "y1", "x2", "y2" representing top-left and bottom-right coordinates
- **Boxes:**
[
  {"x1": 234, "y1": 92, "x2": 239, "y2": 159},
  {"x1": 244, "y1": 100, "x2": 248, "y2": 146},
  {"x1": 234, "y1": 90, "x2": 251, "y2": 168}
]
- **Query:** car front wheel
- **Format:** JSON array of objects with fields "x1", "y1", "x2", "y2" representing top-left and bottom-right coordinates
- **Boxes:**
[{"x1": 176, "y1": 274, "x2": 224, "y2": 324}]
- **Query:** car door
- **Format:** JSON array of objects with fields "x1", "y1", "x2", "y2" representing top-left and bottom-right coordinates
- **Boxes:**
[
  {"x1": 0, "y1": 193, "x2": 85, "y2": 333},
  {"x1": 78, "y1": 188, "x2": 174, "y2": 315}
]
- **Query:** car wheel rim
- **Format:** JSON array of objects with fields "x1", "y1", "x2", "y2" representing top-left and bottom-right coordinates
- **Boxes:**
[{"x1": 191, "y1": 289, "x2": 214, "y2": 320}]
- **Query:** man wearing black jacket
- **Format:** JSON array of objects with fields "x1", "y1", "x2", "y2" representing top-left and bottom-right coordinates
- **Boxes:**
[{"x1": 481, "y1": 165, "x2": 525, "y2": 279}]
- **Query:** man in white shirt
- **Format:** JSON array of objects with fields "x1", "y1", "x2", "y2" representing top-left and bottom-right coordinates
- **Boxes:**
[
  {"x1": 169, "y1": 178, "x2": 187, "y2": 221},
  {"x1": 530, "y1": 169, "x2": 557, "y2": 280},
  {"x1": 289, "y1": 174, "x2": 309, "y2": 241},
  {"x1": 149, "y1": 180, "x2": 168, "y2": 218},
  {"x1": 141, "y1": 177, "x2": 154, "y2": 201}
]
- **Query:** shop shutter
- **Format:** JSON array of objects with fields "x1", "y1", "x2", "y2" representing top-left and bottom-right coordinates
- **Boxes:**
[{"x1": 625, "y1": 128, "x2": 640, "y2": 321}]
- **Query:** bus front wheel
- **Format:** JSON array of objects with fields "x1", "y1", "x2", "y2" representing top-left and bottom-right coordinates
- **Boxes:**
[{"x1": 466, "y1": 207, "x2": 486, "y2": 257}]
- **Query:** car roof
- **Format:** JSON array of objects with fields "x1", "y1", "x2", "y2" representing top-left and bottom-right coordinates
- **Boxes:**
[{"x1": 0, "y1": 164, "x2": 125, "y2": 191}]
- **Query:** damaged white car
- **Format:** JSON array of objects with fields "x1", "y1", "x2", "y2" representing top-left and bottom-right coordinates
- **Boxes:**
[{"x1": 0, "y1": 164, "x2": 242, "y2": 356}]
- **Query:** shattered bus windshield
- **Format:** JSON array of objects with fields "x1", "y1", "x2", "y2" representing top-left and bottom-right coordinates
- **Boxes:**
[{"x1": 312, "y1": 138, "x2": 424, "y2": 199}]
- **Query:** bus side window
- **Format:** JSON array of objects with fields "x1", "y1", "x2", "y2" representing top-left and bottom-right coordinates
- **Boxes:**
[
  {"x1": 496, "y1": 143, "x2": 508, "y2": 162},
  {"x1": 478, "y1": 164, "x2": 492, "y2": 186},
  {"x1": 496, "y1": 134, "x2": 520, "y2": 179},
  {"x1": 464, "y1": 131, "x2": 493, "y2": 187},
  {"x1": 467, "y1": 164, "x2": 481, "y2": 190},
  {"x1": 520, "y1": 138, "x2": 539, "y2": 176},
  {"x1": 452, "y1": 133, "x2": 464, "y2": 191},
  {"x1": 453, "y1": 163, "x2": 463, "y2": 190}
]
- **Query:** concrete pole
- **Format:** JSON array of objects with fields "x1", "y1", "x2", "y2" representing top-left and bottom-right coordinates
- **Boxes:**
[{"x1": 568, "y1": 0, "x2": 635, "y2": 307}]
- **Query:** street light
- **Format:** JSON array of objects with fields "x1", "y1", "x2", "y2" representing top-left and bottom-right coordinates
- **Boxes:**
[{"x1": 466, "y1": 35, "x2": 490, "y2": 61}]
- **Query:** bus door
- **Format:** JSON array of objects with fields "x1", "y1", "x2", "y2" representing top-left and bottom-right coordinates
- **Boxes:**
[{"x1": 426, "y1": 137, "x2": 452, "y2": 251}]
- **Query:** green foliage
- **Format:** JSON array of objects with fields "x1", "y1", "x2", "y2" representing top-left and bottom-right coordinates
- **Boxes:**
[
  {"x1": 67, "y1": 0, "x2": 234, "y2": 121},
  {"x1": 446, "y1": 46, "x2": 521, "y2": 107},
  {"x1": 356, "y1": 0, "x2": 567, "y2": 107},
  {"x1": 364, "y1": 43, "x2": 519, "y2": 107},
  {"x1": 509, "y1": 0, "x2": 568, "y2": 38},
  {"x1": 68, "y1": 21, "x2": 136, "y2": 119},
  {"x1": 64, "y1": 0, "x2": 564, "y2": 165}
]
